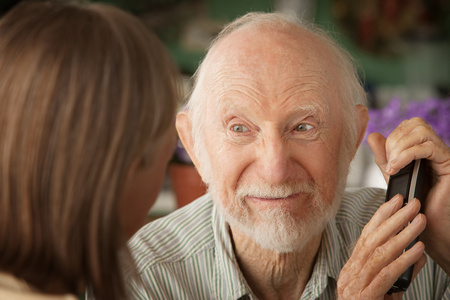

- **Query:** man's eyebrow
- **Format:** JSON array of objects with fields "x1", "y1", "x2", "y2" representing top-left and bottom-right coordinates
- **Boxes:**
[{"x1": 288, "y1": 102, "x2": 329, "y2": 117}]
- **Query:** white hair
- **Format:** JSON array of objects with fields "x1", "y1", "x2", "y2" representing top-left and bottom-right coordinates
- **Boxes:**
[{"x1": 184, "y1": 11, "x2": 367, "y2": 184}]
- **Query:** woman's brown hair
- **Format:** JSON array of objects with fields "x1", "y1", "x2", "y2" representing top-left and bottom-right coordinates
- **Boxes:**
[{"x1": 0, "y1": 1, "x2": 180, "y2": 299}]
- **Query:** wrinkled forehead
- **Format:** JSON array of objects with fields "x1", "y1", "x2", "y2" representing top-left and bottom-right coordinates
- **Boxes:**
[{"x1": 198, "y1": 24, "x2": 340, "y2": 113}]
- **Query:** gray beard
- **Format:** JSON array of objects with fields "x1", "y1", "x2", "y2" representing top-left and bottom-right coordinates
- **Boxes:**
[{"x1": 209, "y1": 178, "x2": 346, "y2": 253}]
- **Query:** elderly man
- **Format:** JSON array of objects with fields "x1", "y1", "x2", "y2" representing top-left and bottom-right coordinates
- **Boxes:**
[{"x1": 129, "y1": 12, "x2": 450, "y2": 299}]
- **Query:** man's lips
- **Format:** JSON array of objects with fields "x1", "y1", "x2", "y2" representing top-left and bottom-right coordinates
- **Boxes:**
[
  {"x1": 246, "y1": 192, "x2": 301, "y2": 202},
  {"x1": 244, "y1": 192, "x2": 314, "y2": 211}
]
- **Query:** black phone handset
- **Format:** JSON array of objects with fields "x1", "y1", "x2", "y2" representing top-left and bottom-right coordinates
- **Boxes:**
[{"x1": 385, "y1": 159, "x2": 431, "y2": 294}]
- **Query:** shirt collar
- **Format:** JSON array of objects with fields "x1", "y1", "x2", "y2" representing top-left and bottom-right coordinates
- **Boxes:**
[
  {"x1": 211, "y1": 203, "x2": 253, "y2": 299},
  {"x1": 302, "y1": 218, "x2": 347, "y2": 299},
  {"x1": 211, "y1": 200, "x2": 347, "y2": 300}
]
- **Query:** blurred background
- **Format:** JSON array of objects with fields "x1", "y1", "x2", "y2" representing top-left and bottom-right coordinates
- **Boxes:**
[
  {"x1": 129, "y1": 0, "x2": 449, "y2": 217},
  {"x1": 2, "y1": 0, "x2": 449, "y2": 217}
]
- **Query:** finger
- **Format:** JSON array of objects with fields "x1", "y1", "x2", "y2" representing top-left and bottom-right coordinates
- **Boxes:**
[
  {"x1": 338, "y1": 232, "x2": 426, "y2": 299},
  {"x1": 361, "y1": 212, "x2": 426, "y2": 282},
  {"x1": 411, "y1": 252, "x2": 427, "y2": 281},
  {"x1": 383, "y1": 254, "x2": 427, "y2": 299},
  {"x1": 383, "y1": 118, "x2": 449, "y2": 175},
  {"x1": 384, "y1": 292, "x2": 404, "y2": 300},
  {"x1": 382, "y1": 119, "x2": 419, "y2": 163},
  {"x1": 385, "y1": 125, "x2": 432, "y2": 173},
  {"x1": 383, "y1": 119, "x2": 426, "y2": 172},
  {"x1": 368, "y1": 241, "x2": 426, "y2": 296},
  {"x1": 387, "y1": 140, "x2": 450, "y2": 176},
  {"x1": 361, "y1": 194, "x2": 403, "y2": 234},
  {"x1": 351, "y1": 195, "x2": 404, "y2": 264},
  {"x1": 384, "y1": 117, "x2": 429, "y2": 148},
  {"x1": 362, "y1": 196, "x2": 421, "y2": 242},
  {"x1": 352, "y1": 197, "x2": 421, "y2": 269}
]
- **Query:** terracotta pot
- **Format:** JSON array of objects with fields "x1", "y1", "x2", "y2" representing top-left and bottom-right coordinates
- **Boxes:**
[{"x1": 168, "y1": 163, "x2": 207, "y2": 208}]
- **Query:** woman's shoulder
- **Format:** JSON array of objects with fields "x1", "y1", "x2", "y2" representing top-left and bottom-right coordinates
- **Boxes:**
[{"x1": 0, "y1": 272, "x2": 78, "y2": 300}]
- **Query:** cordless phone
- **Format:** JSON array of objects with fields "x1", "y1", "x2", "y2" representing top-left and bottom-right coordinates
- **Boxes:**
[{"x1": 384, "y1": 159, "x2": 430, "y2": 294}]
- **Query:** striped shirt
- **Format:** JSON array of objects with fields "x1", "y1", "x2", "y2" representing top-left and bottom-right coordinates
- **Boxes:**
[{"x1": 128, "y1": 188, "x2": 450, "y2": 299}]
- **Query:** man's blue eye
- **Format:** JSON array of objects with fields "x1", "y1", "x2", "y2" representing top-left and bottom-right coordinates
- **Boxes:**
[
  {"x1": 295, "y1": 123, "x2": 314, "y2": 131},
  {"x1": 231, "y1": 125, "x2": 249, "y2": 132}
]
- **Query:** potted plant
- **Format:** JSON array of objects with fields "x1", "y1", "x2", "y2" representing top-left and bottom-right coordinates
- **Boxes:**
[{"x1": 168, "y1": 138, "x2": 207, "y2": 208}]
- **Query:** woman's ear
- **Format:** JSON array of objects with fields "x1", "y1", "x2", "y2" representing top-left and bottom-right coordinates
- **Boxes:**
[
  {"x1": 175, "y1": 111, "x2": 203, "y2": 174},
  {"x1": 355, "y1": 104, "x2": 369, "y2": 148}
]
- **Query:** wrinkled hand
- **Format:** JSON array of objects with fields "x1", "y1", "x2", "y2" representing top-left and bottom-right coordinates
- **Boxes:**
[
  {"x1": 337, "y1": 195, "x2": 427, "y2": 299},
  {"x1": 368, "y1": 117, "x2": 450, "y2": 275}
]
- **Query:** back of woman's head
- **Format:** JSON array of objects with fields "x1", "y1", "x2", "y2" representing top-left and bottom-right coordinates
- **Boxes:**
[{"x1": 0, "y1": 1, "x2": 180, "y2": 299}]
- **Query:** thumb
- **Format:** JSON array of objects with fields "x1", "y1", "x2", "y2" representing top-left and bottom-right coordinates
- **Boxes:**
[{"x1": 368, "y1": 132, "x2": 389, "y2": 184}]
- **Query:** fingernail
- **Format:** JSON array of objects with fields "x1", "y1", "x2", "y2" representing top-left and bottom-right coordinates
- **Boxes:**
[
  {"x1": 411, "y1": 241, "x2": 425, "y2": 253},
  {"x1": 407, "y1": 197, "x2": 416, "y2": 206},
  {"x1": 386, "y1": 162, "x2": 392, "y2": 173},
  {"x1": 410, "y1": 213, "x2": 422, "y2": 225},
  {"x1": 391, "y1": 194, "x2": 402, "y2": 205}
]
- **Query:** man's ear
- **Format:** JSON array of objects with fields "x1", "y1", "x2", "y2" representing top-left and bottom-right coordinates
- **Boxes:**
[
  {"x1": 355, "y1": 104, "x2": 369, "y2": 148},
  {"x1": 176, "y1": 111, "x2": 203, "y2": 174}
]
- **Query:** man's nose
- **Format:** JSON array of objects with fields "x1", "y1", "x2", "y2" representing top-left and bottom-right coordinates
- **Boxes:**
[{"x1": 257, "y1": 135, "x2": 291, "y2": 185}]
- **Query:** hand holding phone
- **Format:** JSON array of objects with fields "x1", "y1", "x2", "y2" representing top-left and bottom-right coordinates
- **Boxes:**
[{"x1": 385, "y1": 159, "x2": 430, "y2": 294}]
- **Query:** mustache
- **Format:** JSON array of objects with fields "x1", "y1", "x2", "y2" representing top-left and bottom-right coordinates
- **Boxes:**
[{"x1": 235, "y1": 180, "x2": 316, "y2": 199}]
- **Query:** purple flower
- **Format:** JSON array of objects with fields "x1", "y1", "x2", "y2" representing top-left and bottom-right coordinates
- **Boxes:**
[
  {"x1": 173, "y1": 139, "x2": 193, "y2": 164},
  {"x1": 365, "y1": 97, "x2": 450, "y2": 146}
]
